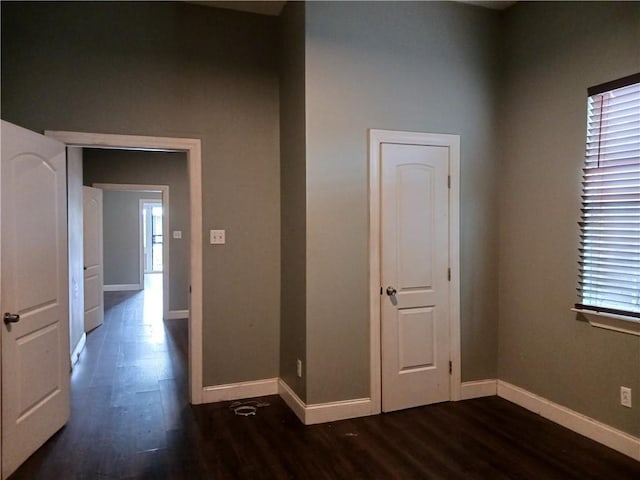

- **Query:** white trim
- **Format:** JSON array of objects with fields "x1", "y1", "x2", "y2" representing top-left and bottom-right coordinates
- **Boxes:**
[
  {"x1": 448, "y1": 134, "x2": 462, "y2": 401},
  {"x1": 45, "y1": 130, "x2": 203, "y2": 404},
  {"x1": 140, "y1": 199, "x2": 146, "y2": 276},
  {"x1": 278, "y1": 380, "x2": 307, "y2": 422},
  {"x1": 0, "y1": 121, "x2": 3, "y2": 472},
  {"x1": 368, "y1": 129, "x2": 462, "y2": 413},
  {"x1": 497, "y1": 380, "x2": 640, "y2": 461},
  {"x1": 70, "y1": 333, "x2": 86, "y2": 370},
  {"x1": 459, "y1": 379, "x2": 497, "y2": 400},
  {"x1": 572, "y1": 308, "x2": 640, "y2": 336},
  {"x1": 305, "y1": 398, "x2": 373, "y2": 425},
  {"x1": 165, "y1": 310, "x2": 189, "y2": 320},
  {"x1": 202, "y1": 378, "x2": 278, "y2": 403},
  {"x1": 139, "y1": 199, "x2": 145, "y2": 284},
  {"x1": 368, "y1": 129, "x2": 382, "y2": 414},
  {"x1": 278, "y1": 380, "x2": 374, "y2": 425},
  {"x1": 103, "y1": 284, "x2": 142, "y2": 292}
]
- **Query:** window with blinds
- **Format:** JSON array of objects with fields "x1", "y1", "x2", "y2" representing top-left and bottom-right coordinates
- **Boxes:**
[{"x1": 576, "y1": 73, "x2": 640, "y2": 318}]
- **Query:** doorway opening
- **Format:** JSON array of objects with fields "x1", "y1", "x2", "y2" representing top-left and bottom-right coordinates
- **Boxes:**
[
  {"x1": 46, "y1": 130, "x2": 203, "y2": 404},
  {"x1": 93, "y1": 183, "x2": 170, "y2": 317},
  {"x1": 142, "y1": 200, "x2": 164, "y2": 273}
]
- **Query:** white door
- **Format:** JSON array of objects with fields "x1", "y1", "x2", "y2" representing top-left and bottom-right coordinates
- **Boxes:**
[
  {"x1": 83, "y1": 186, "x2": 104, "y2": 332},
  {"x1": 1, "y1": 120, "x2": 70, "y2": 478},
  {"x1": 380, "y1": 142, "x2": 450, "y2": 412}
]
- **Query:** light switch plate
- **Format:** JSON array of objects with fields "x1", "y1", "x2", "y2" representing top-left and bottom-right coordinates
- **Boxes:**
[
  {"x1": 210, "y1": 229, "x2": 225, "y2": 244},
  {"x1": 172, "y1": 230, "x2": 182, "y2": 239}
]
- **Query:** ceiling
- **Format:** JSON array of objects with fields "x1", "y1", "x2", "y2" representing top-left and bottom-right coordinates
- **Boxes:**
[
  {"x1": 462, "y1": 1, "x2": 517, "y2": 9},
  {"x1": 184, "y1": 1, "x2": 516, "y2": 16},
  {"x1": 185, "y1": 1, "x2": 287, "y2": 16}
]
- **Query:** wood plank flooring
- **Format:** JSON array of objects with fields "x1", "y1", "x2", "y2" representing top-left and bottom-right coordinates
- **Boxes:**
[{"x1": 9, "y1": 275, "x2": 640, "y2": 479}]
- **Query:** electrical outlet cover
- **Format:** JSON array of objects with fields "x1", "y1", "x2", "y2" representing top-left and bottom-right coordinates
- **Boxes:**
[
  {"x1": 210, "y1": 229, "x2": 225, "y2": 244},
  {"x1": 621, "y1": 387, "x2": 632, "y2": 408}
]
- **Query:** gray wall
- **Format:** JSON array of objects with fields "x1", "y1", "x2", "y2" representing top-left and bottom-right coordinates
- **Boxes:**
[
  {"x1": 304, "y1": 1, "x2": 501, "y2": 403},
  {"x1": 84, "y1": 149, "x2": 188, "y2": 311},
  {"x1": 498, "y1": 1, "x2": 640, "y2": 437},
  {"x1": 67, "y1": 148, "x2": 85, "y2": 358},
  {"x1": 1, "y1": 1, "x2": 281, "y2": 387},
  {"x1": 279, "y1": 2, "x2": 308, "y2": 400},
  {"x1": 4, "y1": 0, "x2": 637, "y2": 438},
  {"x1": 101, "y1": 190, "x2": 162, "y2": 287}
]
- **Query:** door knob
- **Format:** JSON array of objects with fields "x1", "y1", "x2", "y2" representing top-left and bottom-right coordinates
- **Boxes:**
[
  {"x1": 386, "y1": 286, "x2": 397, "y2": 296},
  {"x1": 4, "y1": 312, "x2": 20, "y2": 324}
]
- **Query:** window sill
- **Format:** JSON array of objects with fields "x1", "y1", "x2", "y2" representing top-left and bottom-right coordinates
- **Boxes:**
[{"x1": 572, "y1": 308, "x2": 640, "y2": 337}]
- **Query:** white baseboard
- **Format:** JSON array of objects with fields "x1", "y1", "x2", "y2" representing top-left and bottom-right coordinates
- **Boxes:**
[
  {"x1": 69, "y1": 333, "x2": 86, "y2": 370},
  {"x1": 278, "y1": 379, "x2": 307, "y2": 422},
  {"x1": 460, "y1": 379, "x2": 497, "y2": 400},
  {"x1": 305, "y1": 397, "x2": 373, "y2": 425},
  {"x1": 164, "y1": 309, "x2": 189, "y2": 320},
  {"x1": 201, "y1": 375, "x2": 639, "y2": 461},
  {"x1": 202, "y1": 378, "x2": 278, "y2": 403},
  {"x1": 278, "y1": 379, "x2": 373, "y2": 425},
  {"x1": 497, "y1": 380, "x2": 640, "y2": 461},
  {"x1": 103, "y1": 283, "x2": 142, "y2": 292}
]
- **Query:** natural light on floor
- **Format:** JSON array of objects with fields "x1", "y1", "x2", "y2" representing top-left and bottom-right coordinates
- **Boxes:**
[{"x1": 143, "y1": 272, "x2": 165, "y2": 344}]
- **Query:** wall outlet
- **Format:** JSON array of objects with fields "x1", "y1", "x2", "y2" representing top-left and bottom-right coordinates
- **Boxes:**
[
  {"x1": 210, "y1": 229, "x2": 225, "y2": 244},
  {"x1": 620, "y1": 387, "x2": 632, "y2": 408},
  {"x1": 296, "y1": 359, "x2": 303, "y2": 378}
]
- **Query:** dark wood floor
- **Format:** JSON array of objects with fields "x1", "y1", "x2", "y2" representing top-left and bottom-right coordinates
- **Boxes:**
[{"x1": 10, "y1": 276, "x2": 640, "y2": 479}]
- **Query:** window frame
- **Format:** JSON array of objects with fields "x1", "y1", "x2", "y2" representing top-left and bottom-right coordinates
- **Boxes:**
[{"x1": 573, "y1": 72, "x2": 640, "y2": 336}]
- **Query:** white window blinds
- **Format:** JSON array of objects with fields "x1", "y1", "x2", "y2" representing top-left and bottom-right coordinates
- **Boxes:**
[{"x1": 577, "y1": 73, "x2": 640, "y2": 318}]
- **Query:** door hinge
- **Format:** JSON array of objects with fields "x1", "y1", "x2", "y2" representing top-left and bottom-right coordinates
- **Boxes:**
[
  {"x1": 447, "y1": 268, "x2": 451, "y2": 281},
  {"x1": 447, "y1": 175, "x2": 451, "y2": 189},
  {"x1": 189, "y1": 285, "x2": 192, "y2": 294},
  {"x1": 449, "y1": 361, "x2": 452, "y2": 374},
  {"x1": 380, "y1": 286, "x2": 383, "y2": 295}
]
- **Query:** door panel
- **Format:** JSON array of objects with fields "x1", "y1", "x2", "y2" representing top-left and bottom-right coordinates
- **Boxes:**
[
  {"x1": 398, "y1": 307, "x2": 435, "y2": 371},
  {"x1": 18, "y1": 325, "x2": 60, "y2": 412},
  {"x1": 83, "y1": 186, "x2": 103, "y2": 332},
  {"x1": 1, "y1": 120, "x2": 70, "y2": 479},
  {"x1": 397, "y1": 165, "x2": 435, "y2": 289},
  {"x1": 381, "y1": 142, "x2": 450, "y2": 412},
  {"x1": 13, "y1": 161, "x2": 59, "y2": 311}
]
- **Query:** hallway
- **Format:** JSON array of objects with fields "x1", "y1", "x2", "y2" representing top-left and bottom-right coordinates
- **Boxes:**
[{"x1": 9, "y1": 274, "x2": 202, "y2": 479}]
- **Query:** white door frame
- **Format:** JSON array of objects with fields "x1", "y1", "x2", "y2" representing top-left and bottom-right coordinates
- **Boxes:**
[
  {"x1": 93, "y1": 184, "x2": 169, "y2": 305},
  {"x1": 44, "y1": 130, "x2": 204, "y2": 405},
  {"x1": 369, "y1": 129, "x2": 461, "y2": 414}
]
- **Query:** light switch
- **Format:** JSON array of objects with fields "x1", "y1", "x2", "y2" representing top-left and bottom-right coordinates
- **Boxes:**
[
  {"x1": 172, "y1": 230, "x2": 182, "y2": 239},
  {"x1": 210, "y1": 229, "x2": 225, "y2": 244}
]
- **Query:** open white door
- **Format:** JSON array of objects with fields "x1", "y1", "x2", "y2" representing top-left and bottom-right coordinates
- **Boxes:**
[
  {"x1": 83, "y1": 186, "x2": 104, "y2": 332},
  {"x1": 1, "y1": 120, "x2": 70, "y2": 478},
  {"x1": 380, "y1": 141, "x2": 450, "y2": 412}
]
